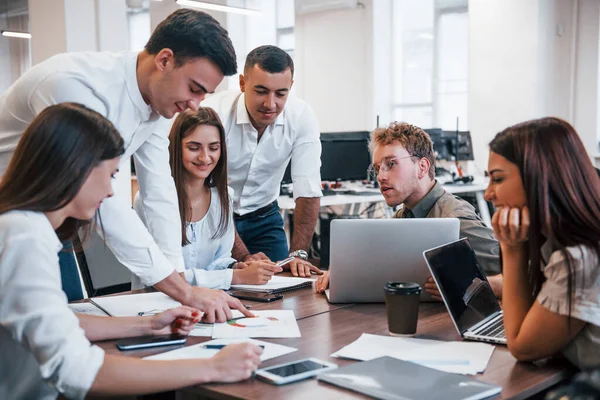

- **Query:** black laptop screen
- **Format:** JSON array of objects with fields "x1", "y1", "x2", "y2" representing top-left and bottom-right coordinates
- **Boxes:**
[{"x1": 425, "y1": 238, "x2": 501, "y2": 334}]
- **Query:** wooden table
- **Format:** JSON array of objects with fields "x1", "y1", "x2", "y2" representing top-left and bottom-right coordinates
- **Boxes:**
[{"x1": 93, "y1": 287, "x2": 574, "y2": 400}]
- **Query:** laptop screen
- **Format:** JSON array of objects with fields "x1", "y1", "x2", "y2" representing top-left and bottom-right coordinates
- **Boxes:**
[{"x1": 424, "y1": 238, "x2": 501, "y2": 334}]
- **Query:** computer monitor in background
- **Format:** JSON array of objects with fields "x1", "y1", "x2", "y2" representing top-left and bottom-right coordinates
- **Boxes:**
[
  {"x1": 424, "y1": 128, "x2": 448, "y2": 160},
  {"x1": 281, "y1": 131, "x2": 372, "y2": 185},
  {"x1": 320, "y1": 132, "x2": 371, "y2": 181},
  {"x1": 442, "y1": 130, "x2": 474, "y2": 161}
]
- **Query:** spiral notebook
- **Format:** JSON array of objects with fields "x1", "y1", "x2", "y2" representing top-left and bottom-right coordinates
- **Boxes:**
[
  {"x1": 318, "y1": 356, "x2": 501, "y2": 400},
  {"x1": 230, "y1": 276, "x2": 314, "y2": 293}
]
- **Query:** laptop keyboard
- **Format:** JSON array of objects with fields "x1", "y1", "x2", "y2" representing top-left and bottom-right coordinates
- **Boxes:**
[{"x1": 476, "y1": 316, "x2": 506, "y2": 339}]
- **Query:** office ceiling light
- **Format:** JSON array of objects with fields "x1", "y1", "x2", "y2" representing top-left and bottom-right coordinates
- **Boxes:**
[
  {"x1": 176, "y1": 0, "x2": 261, "y2": 16},
  {"x1": 1, "y1": 30, "x2": 31, "y2": 38},
  {"x1": 2, "y1": 0, "x2": 31, "y2": 39}
]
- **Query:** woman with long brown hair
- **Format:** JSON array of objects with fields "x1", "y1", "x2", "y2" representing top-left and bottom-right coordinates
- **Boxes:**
[
  {"x1": 0, "y1": 103, "x2": 262, "y2": 400},
  {"x1": 484, "y1": 117, "x2": 600, "y2": 368},
  {"x1": 134, "y1": 107, "x2": 280, "y2": 290}
]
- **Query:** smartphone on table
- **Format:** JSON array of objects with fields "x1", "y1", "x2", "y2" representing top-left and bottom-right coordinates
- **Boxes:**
[
  {"x1": 255, "y1": 358, "x2": 338, "y2": 385},
  {"x1": 227, "y1": 290, "x2": 283, "y2": 303},
  {"x1": 116, "y1": 334, "x2": 187, "y2": 351}
]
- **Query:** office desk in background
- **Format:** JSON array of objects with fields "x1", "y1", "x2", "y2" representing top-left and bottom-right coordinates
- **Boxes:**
[
  {"x1": 89, "y1": 285, "x2": 574, "y2": 400},
  {"x1": 279, "y1": 179, "x2": 492, "y2": 226}
]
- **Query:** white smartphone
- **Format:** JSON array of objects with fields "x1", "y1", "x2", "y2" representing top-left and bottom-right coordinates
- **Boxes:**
[{"x1": 255, "y1": 358, "x2": 338, "y2": 385}]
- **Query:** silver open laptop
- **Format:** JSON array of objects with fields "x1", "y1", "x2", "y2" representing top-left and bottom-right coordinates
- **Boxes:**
[
  {"x1": 326, "y1": 218, "x2": 460, "y2": 303},
  {"x1": 423, "y1": 238, "x2": 506, "y2": 345}
]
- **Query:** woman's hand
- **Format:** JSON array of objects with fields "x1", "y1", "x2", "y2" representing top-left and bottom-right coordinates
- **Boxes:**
[
  {"x1": 148, "y1": 306, "x2": 200, "y2": 335},
  {"x1": 423, "y1": 277, "x2": 443, "y2": 301},
  {"x1": 491, "y1": 206, "x2": 530, "y2": 251},
  {"x1": 315, "y1": 271, "x2": 330, "y2": 293},
  {"x1": 211, "y1": 343, "x2": 263, "y2": 382},
  {"x1": 232, "y1": 261, "x2": 283, "y2": 285}
]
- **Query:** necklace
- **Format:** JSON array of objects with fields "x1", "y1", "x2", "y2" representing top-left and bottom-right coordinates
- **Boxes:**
[{"x1": 190, "y1": 196, "x2": 203, "y2": 211}]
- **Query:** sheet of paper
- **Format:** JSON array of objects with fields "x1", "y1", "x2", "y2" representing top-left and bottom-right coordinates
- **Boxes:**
[
  {"x1": 331, "y1": 333, "x2": 495, "y2": 375},
  {"x1": 144, "y1": 338, "x2": 297, "y2": 362},
  {"x1": 188, "y1": 311, "x2": 244, "y2": 337},
  {"x1": 91, "y1": 292, "x2": 182, "y2": 317},
  {"x1": 212, "y1": 310, "x2": 301, "y2": 338},
  {"x1": 68, "y1": 302, "x2": 109, "y2": 316},
  {"x1": 230, "y1": 276, "x2": 314, "y2": 292}
]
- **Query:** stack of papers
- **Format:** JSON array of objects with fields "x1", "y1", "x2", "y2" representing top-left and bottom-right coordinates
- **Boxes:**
[
  {"x1": 331, "y1": 333, "x2": 495, "y2": 375},
  {"x1": 230, "y1": 276, "x2": 314, "y2": 293},
  {"x1": 144, "y1": 338, "x2": 297, "y2": 362}
]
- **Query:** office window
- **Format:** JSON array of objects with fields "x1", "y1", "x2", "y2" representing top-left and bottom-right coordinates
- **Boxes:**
[
  {"x1": 391, "y1": 0, "x2": 468, "y2": 130},
  {"x1": 435, "y1": 10, "x2": 468, "y2": 130},
  {"x1": 127, "y1": 1, "x2": 151, "y2": 51},
  {"x1": 276, "y1": 0, "x2": 295, "y2": 58},
  {"x1": 0, "y1": 13, "x2": 31, "y2": 92}
]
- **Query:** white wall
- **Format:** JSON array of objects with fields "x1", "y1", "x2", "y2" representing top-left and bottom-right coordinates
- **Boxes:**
[
  {"x1": 468, "y1": 0, "x2": 545, "y2": 172},
  {"x1": 29, "y1": 0, "x2": 132, "y2": 205},
  {"x1": 571, "y1": 0, "x2": 600, "y2": 164},
  {"x1": 469, "y1": 0, "x2": 600, "y2": 171},
  {"x1": 295, "y1": 1, "x2": 374, "y2": 132}
]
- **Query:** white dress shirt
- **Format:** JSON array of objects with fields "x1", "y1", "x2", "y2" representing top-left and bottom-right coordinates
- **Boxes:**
[
  {"x1": 201, "y1": 91, "x2": 322, "y2": 215},
  {"x1": 0, "y1": 211, "x2": 105, "y2": 400},
  {"x1": 0, "y1": 51, "x2": 184, "y2": 286},
  {"x1": 133, "y1": 187, "x2": 236, "y2": 289}
]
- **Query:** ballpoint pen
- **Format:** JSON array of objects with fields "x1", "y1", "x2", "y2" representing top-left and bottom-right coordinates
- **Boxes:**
[
  {"x1": 276, "y1": 256, "x2": 295, "y2": 267},
  {"x1": 202, "y1": 344, "x2": 265, "y2": 350}
]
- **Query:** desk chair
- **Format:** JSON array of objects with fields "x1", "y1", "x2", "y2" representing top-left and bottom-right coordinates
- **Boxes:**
[{"x1": 74, "y1": 230, "x2": 131, "y2": 297}]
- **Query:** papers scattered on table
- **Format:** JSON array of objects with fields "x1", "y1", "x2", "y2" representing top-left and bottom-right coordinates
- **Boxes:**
[
  {"x1": 90, "y1": 292, "x2": 181, "y2": 317},
  {"x1": 68, "y1": 302, "x2": 109, "y2": 316},
  {"x1": 230, "y1": 276, "x2": 314, "y2": 293},
  {"x1": 144, "y1": 338, "x2": 297, "y2": 362},
  {"x1": 212, "y1": 310, "x2": 301, "y2": 338},
  {"x1": 331, "y1": 333, "x2": 495, "y2": 375},
  {"x1": 189, "y1": 310, "x2": 245, "y2": 337}
]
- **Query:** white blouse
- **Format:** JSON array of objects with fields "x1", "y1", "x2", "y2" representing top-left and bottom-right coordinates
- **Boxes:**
[
  {"x1": 0, "y1": 210, "x2": 104, "y2": 400},
  {"x1": 133, "y1": 187, "x2": 236, "y2": 290},
  {"x1": 538, "y1": 242, "x2": 600, "y2": 369}
]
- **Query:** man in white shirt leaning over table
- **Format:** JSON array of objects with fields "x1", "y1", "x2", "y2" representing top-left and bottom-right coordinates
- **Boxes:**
[
  {"x1": 203, "y1": 45, "x2": 323, "y2": 278},
  {"x1": 0, "y1": 9, "x2": 252, "y2": 322}
]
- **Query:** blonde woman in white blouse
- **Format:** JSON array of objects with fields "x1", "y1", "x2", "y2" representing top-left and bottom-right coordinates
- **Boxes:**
[
  {"x1": 484, "y1": 117, "x2": 600, "y2": 369},
  {"x1": 134, "y1": 107, "x2": 282, "y2": 291},
  {"x1": 0, "y1": 104, "x2": 262, "y2": 400}
]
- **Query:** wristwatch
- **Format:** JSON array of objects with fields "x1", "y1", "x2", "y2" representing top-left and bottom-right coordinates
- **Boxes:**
[{"x1": 288, "y1": 249, "x2": 308, "y2": 260}]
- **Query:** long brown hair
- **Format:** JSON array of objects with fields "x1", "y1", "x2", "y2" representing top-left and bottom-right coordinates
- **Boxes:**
[
  {"x1": 0, "y1": 103, "x2": 125, "y2": 240},
  {"x1": 489, "y1": 117, "x2": 600, "y2": 313},
  {"x1": 169, "y1": 107, "x2": 229, "y2": 245}
]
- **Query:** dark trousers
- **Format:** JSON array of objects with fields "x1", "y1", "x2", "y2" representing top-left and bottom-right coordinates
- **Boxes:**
[{"x1": 234, "y1": 203, "x2": 289, "y2": 262}]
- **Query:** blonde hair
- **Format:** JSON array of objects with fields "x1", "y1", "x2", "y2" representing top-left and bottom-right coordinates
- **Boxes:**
[{"x1": 369, "y1": 121, "x2": 435, "y2": 180}]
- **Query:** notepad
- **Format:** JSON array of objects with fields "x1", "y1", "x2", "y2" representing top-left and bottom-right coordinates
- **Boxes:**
[
  {"x1": 318, "y1": 356, "x2": 501, "y2": 400},
  {"x1": 331, "y1": 333, "x2": 495, "y2": 375},
  {"x1": 230, "y1": 276, "x2": 314, "y2": 293},
  {"x1": 144, "y1": 339, "x2": 297, "y2": 362}
]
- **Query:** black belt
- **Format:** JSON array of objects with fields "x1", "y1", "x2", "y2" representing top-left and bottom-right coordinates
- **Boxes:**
[{"x1": 233, "y1": 201, "x2": 278, "y2": 221}]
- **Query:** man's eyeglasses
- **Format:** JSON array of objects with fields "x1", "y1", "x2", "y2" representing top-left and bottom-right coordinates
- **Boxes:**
[{"x1": 367, "y1": 155, "x2": 420, "y2": 180}]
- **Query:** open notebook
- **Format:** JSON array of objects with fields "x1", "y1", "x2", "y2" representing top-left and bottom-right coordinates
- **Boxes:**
[{"x1": 230, "y1": 276, "x2": 314, "y2": 294}]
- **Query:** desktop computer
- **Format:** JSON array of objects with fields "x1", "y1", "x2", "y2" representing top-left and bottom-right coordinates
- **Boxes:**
[{"x1": 281, "y1": 131, "x2": 372, "y2": 188}]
